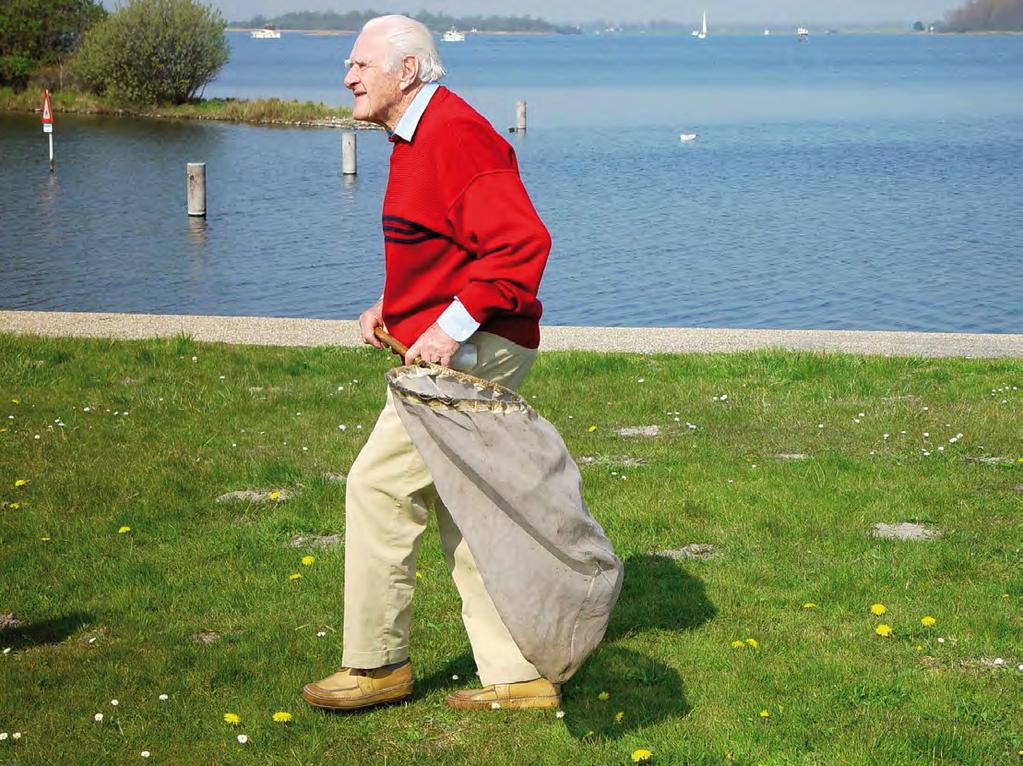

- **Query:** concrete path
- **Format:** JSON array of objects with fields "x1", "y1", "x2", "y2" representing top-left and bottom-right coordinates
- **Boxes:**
[{"x1": 1, "y1": 310, "x2": 1020, "y2": 358}]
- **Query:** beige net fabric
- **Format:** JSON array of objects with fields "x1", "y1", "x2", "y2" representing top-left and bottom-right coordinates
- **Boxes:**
[{"x1": 386, "y1": 364, "x2": 623, "y2": 683}]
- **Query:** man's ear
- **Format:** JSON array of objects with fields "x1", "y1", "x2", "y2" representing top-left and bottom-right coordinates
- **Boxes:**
[{"x1": 400, "y1": 55, "x2": 420, "y2": 89}]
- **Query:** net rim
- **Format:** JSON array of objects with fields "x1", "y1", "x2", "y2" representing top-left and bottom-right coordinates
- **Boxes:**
[{"x1": 385, "y1": 364, "x2": 531, "y2": 414}]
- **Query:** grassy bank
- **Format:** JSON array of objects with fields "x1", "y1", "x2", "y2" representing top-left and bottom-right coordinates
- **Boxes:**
[
  {"x1": 0, "y1": 333, "x2": 1020, "y2": 764},
  {"x1": 0, "y1": 87, "x2": 365, "y2": 127}
]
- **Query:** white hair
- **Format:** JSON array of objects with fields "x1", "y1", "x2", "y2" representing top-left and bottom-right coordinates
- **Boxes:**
[{"x1": 363, "y1": 15, "x2": 446, "y2": 83}]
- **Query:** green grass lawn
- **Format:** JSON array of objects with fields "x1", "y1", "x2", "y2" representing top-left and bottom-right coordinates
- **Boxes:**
[{"x1": 0, "y1": 333, "x2": 1020, "y2": 765}]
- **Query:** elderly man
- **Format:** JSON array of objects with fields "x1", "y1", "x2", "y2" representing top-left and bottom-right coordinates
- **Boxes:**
[{"x1": 302, "y1": 16, "x2": 555, "y2": 712}]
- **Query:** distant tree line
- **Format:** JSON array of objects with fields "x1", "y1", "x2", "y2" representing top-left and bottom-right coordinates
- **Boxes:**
[
  {"x1": 233, "y1": 9, "x2": 580, "y2": 34},
  {"x1": 939, "y1": 0, "x2": 1023, "y2": 30}
]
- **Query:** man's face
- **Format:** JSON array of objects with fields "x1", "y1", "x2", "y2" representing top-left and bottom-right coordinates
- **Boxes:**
[{"x1": 344, "y1": 31, "x2": 403, "y2": 126}]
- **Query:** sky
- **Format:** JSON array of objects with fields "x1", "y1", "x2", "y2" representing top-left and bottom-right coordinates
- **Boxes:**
[{"x1": 206, "y1": 0, "x2": 958, "y2": 25}]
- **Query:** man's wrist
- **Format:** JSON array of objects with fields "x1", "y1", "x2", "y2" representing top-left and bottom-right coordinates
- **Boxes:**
[{"x1": 436, "y1": 299, "x2": 480, "y2": 343}]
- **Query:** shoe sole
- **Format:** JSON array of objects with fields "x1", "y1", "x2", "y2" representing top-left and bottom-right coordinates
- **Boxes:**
[
  {"x1": 302, "y1": 682, "x2": 414, "y2": 711},
  {"x1": 445, "y1": 693, "x2": 561, "y2": 711}
]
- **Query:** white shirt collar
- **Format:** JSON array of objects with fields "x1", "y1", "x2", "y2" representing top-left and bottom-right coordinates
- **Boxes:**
[{"x1": 391, "y1": 82, "x2": 440, "y2": 142}]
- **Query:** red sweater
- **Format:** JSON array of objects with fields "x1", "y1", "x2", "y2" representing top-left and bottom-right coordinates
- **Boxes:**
[{"x1": 381, "y1": 87, "x2": 551, "y2": 349}]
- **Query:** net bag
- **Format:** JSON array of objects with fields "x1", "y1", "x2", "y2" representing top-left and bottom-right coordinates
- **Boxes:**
[{"x1": 386, "y1": 363, "x2": 624, "y2": 684}]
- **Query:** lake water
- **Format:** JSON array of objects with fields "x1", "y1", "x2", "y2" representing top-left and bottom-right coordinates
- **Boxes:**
[{"x1": 2, "y1": 32, "x2": 1022, "y2": 332}]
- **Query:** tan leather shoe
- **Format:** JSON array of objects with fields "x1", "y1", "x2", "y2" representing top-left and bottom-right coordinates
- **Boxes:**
[
  {"x1": 302, "y1": 661, "x2": 413, "y2": 711},
  {"x1": 446, "y1": 677, "x2": 560, "y2": 710}
]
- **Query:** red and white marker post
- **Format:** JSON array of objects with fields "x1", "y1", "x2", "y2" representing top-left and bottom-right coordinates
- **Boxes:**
[{"x1": 41, "y1": 89, "x2": 54, "y2": 172}]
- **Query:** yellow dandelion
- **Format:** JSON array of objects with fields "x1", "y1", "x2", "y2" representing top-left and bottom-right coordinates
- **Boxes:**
[
  {"x1": 745, "y1": 638, "x2": 760, "y2": 650},
  {"x1": 40, "y1": 536, "x2": 50, "y2": 541},
  {"x1": 118, "y1": 526, "x2": 131, "y2": 534},
  {"x1": 870, "y1": 603, "x2": 887, "y2": 616},
  {"x1": 587, "y1": 425, "x2": 597, "y2": 433},
  {"x1": 597, "y1": 691, "x2": 609, "y2": 701},
  {"x1": 14, "y1": 479, "x2": 29, "y2": 488},
  {"x1": 921, "y1": 615, "x2": 936, "y2": 627},
  {"x1": 288, "y1": 573, "x2": 302, "y2": 581},
  {"x1": 875, "y1": 624, "x2": 893, "y2": 637},
  {"x1": 632, "y1": 749, "x2": 653, "y2": 763},
  {"x1": 272, "y1": 711, "x2": 292, "y2": 723},
  {"x1": 269, "y1": 491, "x2": 281, "y2": 501},
  {"x1": 730, "y1": 640, "x2": 745, "y2": 649},
  {"x1": 759, "y1": 709, "x2": 770, "y2": 718},
  {"x1": 415, "y1": 571, "x2": 423, "y2": 579},
  {"x1": 614, "y1": 711, "x2": 624, "y2": 723},
  {"x1": 916, "y1": 645, "x2": 923, "y2": 652},
  {"x1": 9, "y1": 503, "x2": 20, "y2": 510},
  {"x1": 301, "y1": 555, "x2": 315, "y2": 566},
  {"x1": 583, "y1": 730, "x2": 594, "y2": 739},
  {"x1": 223, "y1": 712, "x2": 241, "y2": 726},
  {"x1": 802, "y1": 602, "x2": 816, "y2": 609},
  {"x1": 11, "y1": 399, "x2": 20, "y2": 404}
]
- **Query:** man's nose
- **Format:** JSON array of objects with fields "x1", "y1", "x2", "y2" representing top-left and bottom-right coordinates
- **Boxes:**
[{"x1": 343, "y1": 68, "x2": 357, "y2": 89}]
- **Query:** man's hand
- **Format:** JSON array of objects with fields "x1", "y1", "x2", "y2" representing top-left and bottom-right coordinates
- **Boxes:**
[
  {"x1": 359, "y1": 299, "x2": 384, "y2": 348},
  {"x1": 406, "y1": 322, "x2": 459, "y2": 366}
]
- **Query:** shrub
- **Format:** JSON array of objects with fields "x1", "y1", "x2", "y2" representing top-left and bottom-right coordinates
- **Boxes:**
[
  {"x1": 73, "y1": 0, "x2": 229, "y2": 104},
  {"x1": 0, "y1": 0, "x2": 105, "y2": 88}
]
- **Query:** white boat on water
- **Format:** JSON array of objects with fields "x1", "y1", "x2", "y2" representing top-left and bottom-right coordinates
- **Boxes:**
[
  {"x1": 797, "y1": 26, "x2": 810, "y2": 40},
  {"x1": 691, "y1": 11, "x2": 707, "y2": 39},
  {"x1": 680, "y1": 133, "x2": 698, "y2": 142},
  {"x1": 442, "y1": 27, "x2": 465, "y2": 42},
  {"x1": 251, "y1": 25, "x2": 281, "y2": 39}
]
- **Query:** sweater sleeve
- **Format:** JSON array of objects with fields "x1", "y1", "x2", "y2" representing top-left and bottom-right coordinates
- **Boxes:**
[{"x1": 446, "y1": 169, "x2": 551, "y2": 325}]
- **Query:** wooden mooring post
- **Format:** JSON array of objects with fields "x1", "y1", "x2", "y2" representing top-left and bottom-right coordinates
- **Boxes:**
[
  {"x1": 508, "y1": 100, "x2": 527, "y2": 133},
  {"x1": 341, "y1": 131, "x2": 357, "y2": 175},
  {"x1": 186, "y1": 162, "x2": 206, "y2": 217}
]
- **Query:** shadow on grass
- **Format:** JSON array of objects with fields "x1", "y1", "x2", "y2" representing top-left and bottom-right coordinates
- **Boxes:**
[
  {"x1": 560, "y1": 554, "x2": 715, "y2": 739},
  {"x1": 606, "y1": 553, "x2": 717, "y2": 641},
  {"x1": 0, "y1": 611, "x2": 94, "y2": 651},
  {"x1": 416, "y1": 555, "x2": 712, "y2": 738}
]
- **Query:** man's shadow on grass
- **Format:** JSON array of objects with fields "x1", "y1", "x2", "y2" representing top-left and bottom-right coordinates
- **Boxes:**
[
  {"x1": 559, "y1": 553, "x2": 716, "y2": 739},
  {"x1": 0, "y1": 611, "x2": 94, "y2": 651},
  {"x1": 419, "y1": 555, "x2": 714, "y2": 740}
]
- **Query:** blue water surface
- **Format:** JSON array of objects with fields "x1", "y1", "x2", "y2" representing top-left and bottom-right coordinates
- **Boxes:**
[{"x1": 1, "y1": 32, "x2": 1021, "y2": 332}]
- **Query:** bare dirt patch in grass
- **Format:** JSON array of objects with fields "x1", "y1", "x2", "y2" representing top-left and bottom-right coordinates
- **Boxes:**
[
  {"x1": 963, "y1": 456, "x2": 1016, "y2": 465},
  {"x1": 576, "y1": 455, "x2": 649, "y2": 468},
  {"x1": 871, "y1": 522, "x2": 941, "y2": 541},
  {"x1": 287, "y1": 534, "x2": 342, "y2": 549},
  {"x1": 653, "y1": 544, "x2": 720, "y2": 560},
  {"x1": 193, "y1": 631, "x2": 221, "y2": 645},
  {"x1": 215, "y1": 489, "x2": 292, "y2": 504},
  {"x1": 616, "y1": 425, "x2": 661, "y2": 438},
  {"x1": 0, "y1": 612, "x2": 25, "y2": 630}
]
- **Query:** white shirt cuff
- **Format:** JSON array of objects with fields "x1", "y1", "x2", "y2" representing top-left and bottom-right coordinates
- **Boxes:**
[{"x1": 436, "y1": 299, "x2": 480, "y2": 343}]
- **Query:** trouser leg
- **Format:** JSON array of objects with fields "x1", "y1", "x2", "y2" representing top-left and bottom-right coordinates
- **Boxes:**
[
  {"x1": 435, "y1": 496, "x2": 542, "y2": 685},
  {"x1": 341, "y1": 391, "x2": 433, "y2": 668},
  {"x1": 341, "y1": 331, "x2": 540, "y2": 681}
]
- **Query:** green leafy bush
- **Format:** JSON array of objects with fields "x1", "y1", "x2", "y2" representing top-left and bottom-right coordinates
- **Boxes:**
[
  {"x1": 0, "y1": 0, "x2": 105, "y2": 88},
  {"x1": 73, "y1": 0, "x2": 229, "y2": 104}
]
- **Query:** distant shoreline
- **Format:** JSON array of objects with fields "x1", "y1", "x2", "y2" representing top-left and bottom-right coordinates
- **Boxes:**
[
  {"x1": 225, "y1": 27, "x2": 560, "y2": 36},
  {"x1": 225, "y1": 26, "x2": 1023, "y2": 37}
]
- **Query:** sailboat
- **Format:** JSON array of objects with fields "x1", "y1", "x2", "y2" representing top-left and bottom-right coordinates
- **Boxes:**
[{"x1": 691, "y1": 10, "x2": 707, "y2": 38}]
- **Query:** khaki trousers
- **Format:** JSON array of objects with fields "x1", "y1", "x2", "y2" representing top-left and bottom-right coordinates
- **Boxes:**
[{"x1": 342, "y1": 331, "x2": 541, "y2": 686}]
